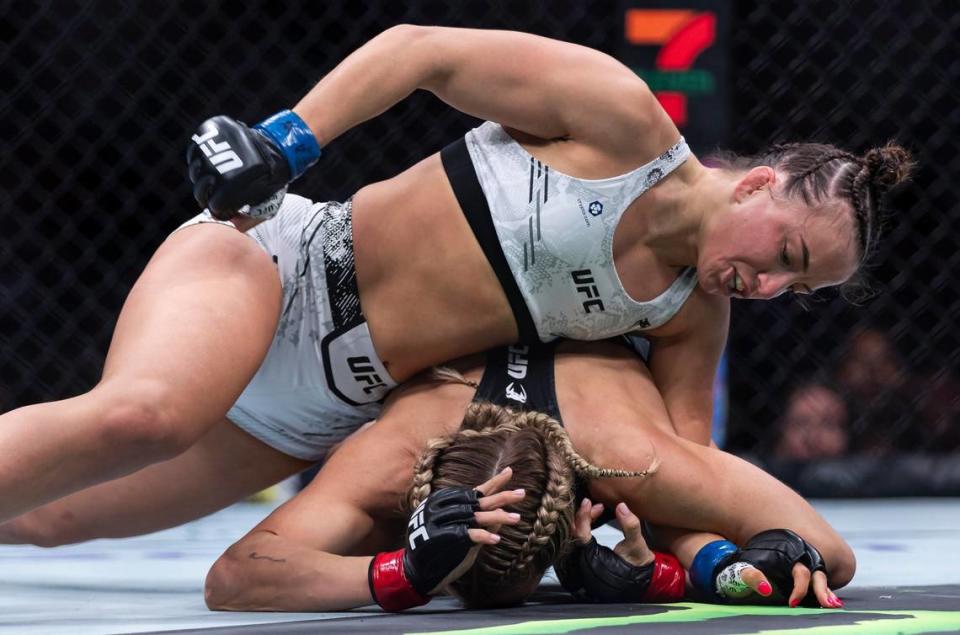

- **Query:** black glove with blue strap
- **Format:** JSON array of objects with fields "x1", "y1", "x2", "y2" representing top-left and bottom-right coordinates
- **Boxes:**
[{"x1": 186, "y1": 110, "x2": 321, "y2": 220}]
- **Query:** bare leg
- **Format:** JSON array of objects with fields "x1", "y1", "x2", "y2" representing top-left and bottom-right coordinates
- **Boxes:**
[
  {"x1": 0, "y1": 224, "x2": 281, "y2": 522},
  {"x1": 0, "y1": 419, "x2": 311, "y2": 546}
]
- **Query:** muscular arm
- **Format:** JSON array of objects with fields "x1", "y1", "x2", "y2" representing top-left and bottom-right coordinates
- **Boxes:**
[
  {"x1": 589, "y1": 429, "x2": 854, "y2": 588},
  {"x1": 293, "y1": 25, "x2": 667, "y2": 152},
  {"x1": 205, "y1": 521, "x2": 375, "y2": 611},
  {"x1": 648, "y1": 289, "x2": 729, "y2": 445},
  {"x1": 204, "y1": 423, "x2": 415, "y2": 611}
]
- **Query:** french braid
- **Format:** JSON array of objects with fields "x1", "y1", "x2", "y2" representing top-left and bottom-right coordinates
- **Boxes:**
[{"x1": 405, "y1": 401, "x2": 658, "y2": 607}]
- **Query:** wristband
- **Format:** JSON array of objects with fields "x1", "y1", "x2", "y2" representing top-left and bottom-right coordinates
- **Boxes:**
[
  {"x1": 641, "y1": 552, "x2": 686, "y2": 603},
  {"x1": 689, "y1": 539, "x2": 738, "y2": 600},
  {"x1": 254, "y1": 109, "x2": 321, "y2": 179},
  {"x1": 368, "y1": 550, "x2": 429, "y2": 612}
]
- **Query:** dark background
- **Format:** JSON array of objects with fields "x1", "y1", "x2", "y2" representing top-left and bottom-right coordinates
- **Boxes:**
[{"x1": 2, "y1": 1, "x2": 958, "y2": 493}]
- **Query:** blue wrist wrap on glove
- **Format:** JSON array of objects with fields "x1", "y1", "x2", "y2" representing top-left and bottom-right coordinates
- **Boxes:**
[
  {"x1": 689, "y1": 539, "x2": 738, "y2": 600},
  {"x1": 254, "y1": 110, "x2": 321, "y2": 179}
]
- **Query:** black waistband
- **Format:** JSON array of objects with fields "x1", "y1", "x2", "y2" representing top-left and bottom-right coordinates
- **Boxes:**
[
  {"x1": 440, "y1": 137, "x2": 540, "y2": 344},
  {"x1": 472, "y1": 341, "x2": 611, "y2": 527},
  {"x1": 474, "y1": 341, "x2": 560, "y2": 418}
]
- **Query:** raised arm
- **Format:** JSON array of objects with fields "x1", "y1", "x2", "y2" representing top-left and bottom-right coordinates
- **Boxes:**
[{"x1": 295, "y1": 25, "x2": 667, "y2": 151}]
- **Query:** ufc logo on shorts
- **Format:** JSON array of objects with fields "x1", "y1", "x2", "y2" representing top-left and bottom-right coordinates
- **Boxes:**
[
  {"x1": 191, "y1": 126, "x2": 244, "y2": 174},
  {"x1": 571, "y1": 269, "x2": 605, "y2": 313},
  {"x1": 408, "y1": 500, "x2": 429, "y2": 549},
  {"x1": 347, "y1": 356, "x2": 387, "y2": 394}
]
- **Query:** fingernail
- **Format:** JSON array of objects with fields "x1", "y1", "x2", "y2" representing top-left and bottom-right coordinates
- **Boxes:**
[
  {"x1": 834, "y1": 598, "x2": 844, "y2": 608},
  {"x1": 789, "y1": 598, "x2": 800, "y2": 608},
  {"x1": 491, "y1": 534, "x2": 501, "y2": 543},
  {"x1": 581, "y1": 498, "x2": 591, "y2": 508},
  {"x1": 507, "y1": 512, "x2": 520, "y2": 521},
  {"x1": 616, "y1": 502, "x2": 628, "y2": 515},
  {"x1": 758, "y1": 581, "x2": 772, "y2": 596},
  {"x1": 513, "y1": 488, "x2": 525, "y2": 496}
]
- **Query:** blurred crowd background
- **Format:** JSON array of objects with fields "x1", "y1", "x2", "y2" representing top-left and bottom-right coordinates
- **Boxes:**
[{"x1": 2, "y1": 1, "x2": 958, "y2": 496}]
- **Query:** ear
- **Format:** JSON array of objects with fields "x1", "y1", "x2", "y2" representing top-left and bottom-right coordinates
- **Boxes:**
[{"x1": 734, "y1": 166, "x2": 776, "y2": 203}]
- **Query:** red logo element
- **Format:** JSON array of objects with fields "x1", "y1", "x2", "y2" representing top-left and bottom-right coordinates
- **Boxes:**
[{"x1": 625, "y1": 10, "x2": 717, "y2": 126}]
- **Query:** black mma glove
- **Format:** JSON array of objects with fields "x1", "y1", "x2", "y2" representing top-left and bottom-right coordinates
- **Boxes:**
[
  {"x1": 691, "y1": 530, "x2": 826, "y2": 605},
  {"x1": 186, "y1": 110, "x2": 320, "y2": 220},
  {"x1": 369, "y1": 487, "x2": 481, "y2": 611},
  {"x1": 728, "y1": 529, "x2": 826, "y2": 605},
  {"x1": 557, "y1": 537, "x2": 685, "y2": 604}
]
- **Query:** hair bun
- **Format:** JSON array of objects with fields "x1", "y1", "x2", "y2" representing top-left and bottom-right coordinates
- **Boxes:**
[{"x1": 863, "y1": 143, "x2": 913, "y2": 190}]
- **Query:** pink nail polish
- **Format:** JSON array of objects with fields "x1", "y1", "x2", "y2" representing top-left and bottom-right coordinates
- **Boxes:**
[
  {"x1": 789, "y1": 598, "x2": 800, "y2": 608},
  {"x1": 834, "y1": 598, "x2": 844, "y2": 608},
  {"x1": 758, "y1": 581, "x2": 772, "y2": 596}
]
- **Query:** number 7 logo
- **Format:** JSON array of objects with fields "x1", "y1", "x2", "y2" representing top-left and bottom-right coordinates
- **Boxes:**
[{"x1": 625, "y1": 9, "x2": 718, "y2": 126}]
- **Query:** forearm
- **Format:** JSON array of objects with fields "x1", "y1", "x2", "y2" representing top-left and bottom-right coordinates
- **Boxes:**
[
  {"x1": 293, "y1": 25, "x2": 435, "y2": 147},
  {"x1": 598, "y1": 434, "x2": 852, "y2": 585},
  {"x1": 205, "y1": 531, "x2": 373, "y2": 611}
]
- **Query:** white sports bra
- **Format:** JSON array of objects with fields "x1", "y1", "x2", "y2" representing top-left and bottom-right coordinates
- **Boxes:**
[{"x1": 441, "y1": 121, "x2": 698, "y2": 343}]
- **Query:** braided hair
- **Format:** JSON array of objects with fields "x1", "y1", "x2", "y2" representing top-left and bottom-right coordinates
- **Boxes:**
[
  {"x1": 710, "y1": 141, "x2": 913, "y2": 301},
  {"x1": 406, "y1": 399, "x2": 658, "y2": 608}
]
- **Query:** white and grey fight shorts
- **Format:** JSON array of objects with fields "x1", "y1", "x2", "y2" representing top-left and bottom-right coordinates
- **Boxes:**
[{"x1": 174, "y1": 194, "x2": 397, "y2": 460}]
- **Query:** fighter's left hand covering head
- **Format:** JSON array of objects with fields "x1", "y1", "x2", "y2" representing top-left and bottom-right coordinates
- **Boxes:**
[
  {"x1": 186, "y1": 110, "x2": 320, "y2": 220},
  {"x1": 369, "y1": 487, "x2": 481, "y2": 611}
]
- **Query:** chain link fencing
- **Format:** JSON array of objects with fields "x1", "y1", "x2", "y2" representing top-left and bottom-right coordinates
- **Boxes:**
[{"x1": 2, "y1": 1, "x2": 957, "y2": 494}]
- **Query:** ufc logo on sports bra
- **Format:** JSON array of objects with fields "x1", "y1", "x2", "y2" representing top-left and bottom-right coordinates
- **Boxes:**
[
  {"x1": 407, "y1": 500, "x2": 429, "y2": 549},
  {"x1": 507, "y1": 345, "x2": 529, "y2": 379},
  {"x1": 191, "y1": 126, "x2": 244, "y2": 174},
  {"x1": 347, "y1": 356, "x2": 387, "y2": 394},
  {"x1": 571, "y1": 269, "x2": 606, "y2": 314}
]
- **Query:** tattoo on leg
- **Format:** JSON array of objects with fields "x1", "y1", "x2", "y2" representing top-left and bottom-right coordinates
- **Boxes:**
[{"x1": 249, "y1": 551, "x2": 286, "y2": 563}]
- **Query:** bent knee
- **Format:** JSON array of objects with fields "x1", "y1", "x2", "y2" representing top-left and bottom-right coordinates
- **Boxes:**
[
  {"x1": 165, "y1": 223, "x2": 278, "y2": 285},
  {"x1": 4, "y1": 510, "x2": 86, "y2": 548},
  {"x1": 93, "y1": 380, "x2": 194, "y2": 459}
]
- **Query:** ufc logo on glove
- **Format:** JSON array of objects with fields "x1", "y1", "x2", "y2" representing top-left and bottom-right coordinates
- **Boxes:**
[
  {"x1": 407, "y1": 500, "x2": 429, "y2": 549},
  {"x1": 191, "y1": 127, "x2": 244, "y2": 174}
]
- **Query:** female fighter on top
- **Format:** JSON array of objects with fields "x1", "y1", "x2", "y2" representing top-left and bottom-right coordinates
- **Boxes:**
[{"x1": 0, "y1": 26, "x2": 909, "y2": 526}]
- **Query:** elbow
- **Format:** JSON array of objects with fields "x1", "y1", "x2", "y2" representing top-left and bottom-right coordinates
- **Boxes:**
[
  {"x1": 205, "y1": 550, "x2": 247, "y2": 611},
  {"x1": 828, "y1": 539, "x2": 857, "y2": 589}
]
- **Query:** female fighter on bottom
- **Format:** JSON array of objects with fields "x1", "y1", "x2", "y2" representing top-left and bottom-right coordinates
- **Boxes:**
[
  {"x1": 202, "y1": 338, "x2": 851, "y2": 611},
  {"x1": 26, "y1": 337, "x2": 838, "y2": 612}
]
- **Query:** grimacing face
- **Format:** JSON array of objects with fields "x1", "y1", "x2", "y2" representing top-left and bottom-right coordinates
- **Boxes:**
[{"x1": 698, "y1": 169, "x2": 861, "y2": 300}]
